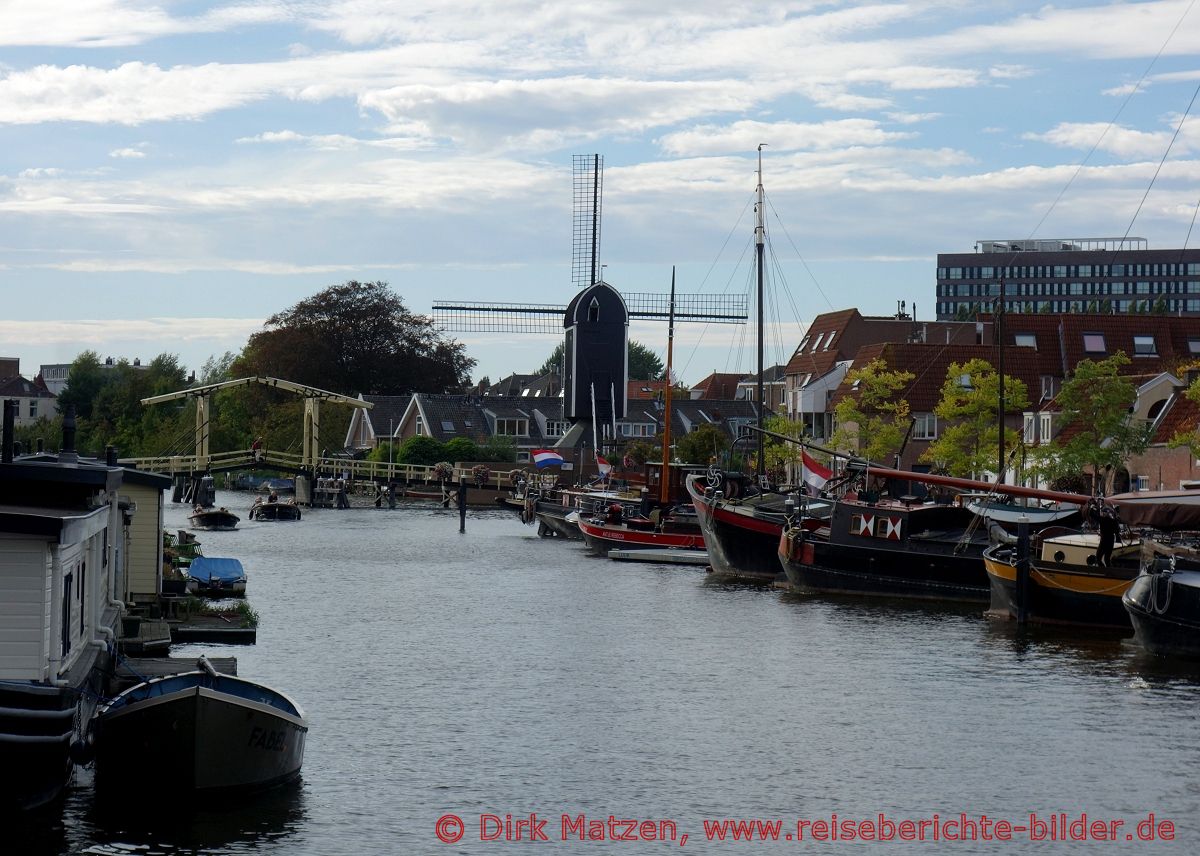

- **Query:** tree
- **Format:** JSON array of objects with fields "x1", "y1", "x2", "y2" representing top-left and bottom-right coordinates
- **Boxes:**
[
  {"x1": 762, "y1": 414, "x2": 805, "y2": 483},
  {"x1": 628, "y1": 341, "x2": 664, "y2": 380},
  {"x1": 1040, "y1": 353, "x2": 1150, "y2": 493},
  {"x1": 623, "y1": 438, "x2": 659, "y2": 466},
  {"x1": 920, "y1": 358, "x2": 1028, "y2": 479},
  {"x1": 675, "y1": 422, "x2": 731, "y2": 465},
  {"x1": 831, "y1": 358, "x2": 915, "y2": 461},
  {"x1": 443, "y1": 437, "x2": 480, "y2": 462},
  {"x1": 395, "y1": 435, "x2": 445, "y2": 465},
  {"x1": 199, "y1": 351, "x2": 237, "y2": 385},
  {"x1": 236, "y1": 281, "x2": 475, "y2": 395},
  {"x1": 56, "y1": 351, "x2": 105, "y2": 420},
  {"x1": 534, "y1": 339, "x2": 664, "y2": 380}
]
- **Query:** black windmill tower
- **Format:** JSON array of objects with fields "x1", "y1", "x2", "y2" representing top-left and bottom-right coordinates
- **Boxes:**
[{"x1": 434, "y1": 154, "x2": 746, "y2": 453}]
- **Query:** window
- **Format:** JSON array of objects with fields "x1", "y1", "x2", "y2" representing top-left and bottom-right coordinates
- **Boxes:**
[
  {"x1": 1188, "y1": 263, "x2": 1200, "y2": 275},
  {"x1": 1133, "y1": 335, "x2": 1157, "y2": 356},
  {"x1": 545, "y1": 420, "x2": 568, "y2": 438},
  {"x1": 29, "y1": 399, "x2": 37, "y2": 418},
  {"x1": 810, "y1": 332, "x2": 826, "y2": 352},
  {"x1": 1112, "y1": 264, "x2": 1126, "y2": 276},
  {"x1": 948, "y1": 267, "x2": 963, "y2": 279},
  {"x1": 415, "y1": 416, "x2": 425, "y2": 435},
  {"x1": 1078, "y1": 265, "x2": 1092, "y2": 277},
  {"x1": 797, "y1": 336, "x2": 811, "y2": 353},
  {"x1": 494, "y1": 418, "x2": 529, "y2": 437},
  {"x1": 441, "y1": 420, "x2": 456, "y2": 433},
  {"x1": 1023, "y1": 414, "x2": 1035, "y2": 443},
  {"x1": 1083, "y1": 333, "x2": 1106, "y2": 353},
  {"x1": 587, "y1": 297, "x2": 600, "y2": 322},
  {"x1": 619, "y1": 423, "x2": 655, "y2": 438},
  {"x1": 823, "y1": 332, "x2": 836, "y2": 350},
  {"x1": 1041, "y1": 376, "x2": 1055, "y2": 400},
  {"x1": 1040, "y1": 413, "x2": 1052, "y2": 442},
  {"x1": 1189, "y1": 338, "x2": 1200, "y2": 355},
  {"x1": 912, "y1": 413, "x2": 937, "y2": 440},
  {"x1": 1014, "y1": 333, "x2": 1036, "y2": 349},
  {"x1": 1136, "y1": 475, "x2": 1150, "y2": 492},
  {"x1": 1137, "y1": 281, "x2": 1150, "y2": 294},
  {"x1": 1053, "y1": 265, "x2": 1067, "y2": 277}
]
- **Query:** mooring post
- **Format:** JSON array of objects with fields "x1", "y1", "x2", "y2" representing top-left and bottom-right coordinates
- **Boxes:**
[
  {"x1": 457, "y1": 476, "x2": 467, "y2": 533},
  {"x1": 1015, "y1": 515, "x2": 1030, "y2": 625}
]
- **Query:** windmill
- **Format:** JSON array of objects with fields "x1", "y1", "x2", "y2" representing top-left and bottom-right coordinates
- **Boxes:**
[{"x1": 433, "y1": 154, "x2": 747, "y2": 450}]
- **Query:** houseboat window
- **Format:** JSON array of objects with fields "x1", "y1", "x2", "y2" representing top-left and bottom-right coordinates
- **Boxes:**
[{"x1": 61, "y1": 574, "x2": 73, "y2": 657}]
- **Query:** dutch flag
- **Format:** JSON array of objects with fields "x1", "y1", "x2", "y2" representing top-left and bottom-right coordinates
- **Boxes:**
[
  {"x1": 596, "y1": 455, "x2": 612, "y2": 477},
  {"x1": 531, "y1": 449, "x2": 565, "y2": 468},
  {"x1": 801, "y1": 450, "x2": 832, "y2": 494}
]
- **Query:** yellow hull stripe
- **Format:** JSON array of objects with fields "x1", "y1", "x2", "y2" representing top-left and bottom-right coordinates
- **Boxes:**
[{"x1": 983, "y1": 557, "x2": 1130, "y2": 597}]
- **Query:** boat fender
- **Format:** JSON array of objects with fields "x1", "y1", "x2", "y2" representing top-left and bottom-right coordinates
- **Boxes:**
[
  {"x1": 69, "y1": 737, "x2": 94, "y2": 766},
  {"x1": 987, "y1": 521, "x2": 1018, "y2": 546}
]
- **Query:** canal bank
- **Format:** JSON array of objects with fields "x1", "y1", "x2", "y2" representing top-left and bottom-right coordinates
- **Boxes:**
[{"x1": 13, "y1": 490, "x2": 1200, "y2": 854}]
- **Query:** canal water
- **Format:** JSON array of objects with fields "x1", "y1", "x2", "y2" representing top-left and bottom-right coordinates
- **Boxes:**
[{"x1": 11, "y1": 491, "x2": 1200, "y2": 854}]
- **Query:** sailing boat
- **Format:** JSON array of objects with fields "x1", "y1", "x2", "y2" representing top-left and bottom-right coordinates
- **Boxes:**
[
  {"x1": 576, "y1": 268, "x2": 708, "y2": 554},
  {"x1": 687, "y1": 147, "x2": 835, "y2": 583}
]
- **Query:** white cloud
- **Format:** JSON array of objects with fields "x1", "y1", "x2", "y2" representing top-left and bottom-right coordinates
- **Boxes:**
[
  {"x1": 657, "y1": 119, "x2": 916, "y2": 157},
  {"x1": 1024, "y1": 122, "x2": 1185, "y2": 160},
  {"x1": 0, "y1": 317, "x2": 266, "y2": 346},
  {"x1": 17, "y1": 167, "x2": 64, "y2": 178},
  {"x1": 109, "y1": 146, "x2": 147, "y2": 158}
]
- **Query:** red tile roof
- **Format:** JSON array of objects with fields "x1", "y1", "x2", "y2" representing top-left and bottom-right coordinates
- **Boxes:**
[{"x1": 690, "y1": 372, "x2": 743, "y2": 400}]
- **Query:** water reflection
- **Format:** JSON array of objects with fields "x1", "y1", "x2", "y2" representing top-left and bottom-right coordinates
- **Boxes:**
[{"x1": 10, "y1": 777, "x2": 307, "y2": 856}]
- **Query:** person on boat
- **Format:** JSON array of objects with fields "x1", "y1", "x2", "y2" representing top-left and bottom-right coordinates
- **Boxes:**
[
  {"x1": 606, "y1": 502, "x2": 623, "y2": 525},
  {"x1": 1097, "y1": 503, "x2": 1120, "y2": 567},
  {"x1": 268, "y1": 490, "x2": 279, "y2": 503}
]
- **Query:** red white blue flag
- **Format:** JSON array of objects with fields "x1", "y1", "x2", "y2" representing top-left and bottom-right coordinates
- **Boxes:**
[
  {"x1": 531, "y1": 449, "x2": 565, "y2": 468},
  {"x1": 802, "y1": 450, "x2": 832, "y2": 493},
  {"x1": 596, "y1": 455, "x2": 613, "y2": 477}
]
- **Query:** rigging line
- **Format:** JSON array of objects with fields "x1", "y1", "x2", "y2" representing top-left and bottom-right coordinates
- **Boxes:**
[
  {"x1": 1182, "y1": 193, "x2": 1200, "y2": 253},
  {"x1": 1028, "y1": 0, "x2": 1197, "y2": 240},
  {"x1": 764, "y1": 191, "x2": 834, "y2": 311},
  {"x1": 1118, "y1": 76, "x2": 1200, "y2": 250},
  {"x1": 678, "y1": 232, "x2": 755, "y2": 380}
]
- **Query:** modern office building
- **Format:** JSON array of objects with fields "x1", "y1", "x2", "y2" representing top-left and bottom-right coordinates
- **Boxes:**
[{"x1": 935, "y1": 238, "x2": 1200, "y2": 319}]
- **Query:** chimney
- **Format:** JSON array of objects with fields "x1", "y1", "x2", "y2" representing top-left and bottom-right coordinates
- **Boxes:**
[
  {"x1": 105, "y1": 445, "x2": 118, "y2": 466},
  {"x1": 60, "y1": 404, "x2": 78, "y2": 464},
  {"x1": 2, "y1": 399, "x2": 14, "y2": 464}
]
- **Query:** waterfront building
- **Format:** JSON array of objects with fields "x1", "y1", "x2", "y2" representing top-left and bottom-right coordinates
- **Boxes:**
[
  {"x1": 935, "y1": 238, "x2": 1200, "y2": 319},
  {"x1": 0, "y1": 362, "x2": 57, "y2": 427}
]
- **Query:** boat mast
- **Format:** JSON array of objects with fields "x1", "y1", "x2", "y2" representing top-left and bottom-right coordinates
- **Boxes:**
[
  {"x1": 755, "y1": 144, "x2": 766, "y2": 480},
  {"x1": 660, "y1": 267, "x2": 676, "y2": 505}
]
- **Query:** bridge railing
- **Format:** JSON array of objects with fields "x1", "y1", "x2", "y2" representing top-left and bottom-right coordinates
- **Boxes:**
[{"x1": 119, "y1": 449, "x2": 527, "y2": 493}]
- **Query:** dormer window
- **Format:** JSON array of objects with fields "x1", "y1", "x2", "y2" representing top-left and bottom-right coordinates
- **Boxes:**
[{"x1": 587, "y1": 298, "x2": 600, "y2": 323}]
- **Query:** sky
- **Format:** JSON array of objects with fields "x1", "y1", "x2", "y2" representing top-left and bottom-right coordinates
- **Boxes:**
[{"x1": 3, "y1": 0, "x2": 1200, "y2": 389}]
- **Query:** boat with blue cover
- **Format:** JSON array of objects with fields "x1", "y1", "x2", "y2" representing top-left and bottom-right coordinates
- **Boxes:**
[
  {"x1": 187, "y1": 555, "x2": 248, "y2": 597},
  {"x1": 93, "y1": 657, "x2": 307, "y2": 795}
]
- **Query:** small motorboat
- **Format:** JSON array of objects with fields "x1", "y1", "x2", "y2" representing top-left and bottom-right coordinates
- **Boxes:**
[
  {"x1": 186, "y1": 555, "x2": 248, "y2": 597},
  {"x1": 189, "y1": 505, "x2": 240, "y2": 531},
  {"x1": 93, "y1": 657, "x2": 307, "y2": 795},
  {"x1": 249, "y1": 497, "x2": 302, "y2": 521}
]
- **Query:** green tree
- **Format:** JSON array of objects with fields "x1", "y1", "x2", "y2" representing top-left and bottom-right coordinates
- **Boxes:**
[
  {"x1": 395, "y1": 435, "x2": 445, "y2": 465},
  {"x1": 443, "y1": 437, "x2": 480, "y2": 462},
  {"x1": 1152, "y1": 297, "x2": 1169, "y2": 315},
  {"x1": 675, "y1": 422, "x2": 731, "y2": 464},
  {"x1": 920, "y1": 358, "x2": 1029, "y2": 478},
  {"x1": 237, "y1": 281, "x2": 475, "y2": 395},
  {"x1": 478, "y1": 434, "x2": 517, "y2": 463},
  {"x1": 623, "y1": 438, "x2": 660, "y2": 466},
  {"x1": 199, "y1": 351, "x2": 238, "y2": 384},
  {"x1": 831, "y1": 358, "x2": 915, "y2": 461},
  {"x1": 1040, "y1": 353, "x2": 1151, "y2": 493},
  {"x1": 56, "y1": 351, "x2": 105, "y2": 420},
  {"x1": 762, "y1": 414, "x2": 805, "y2": 482}
]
